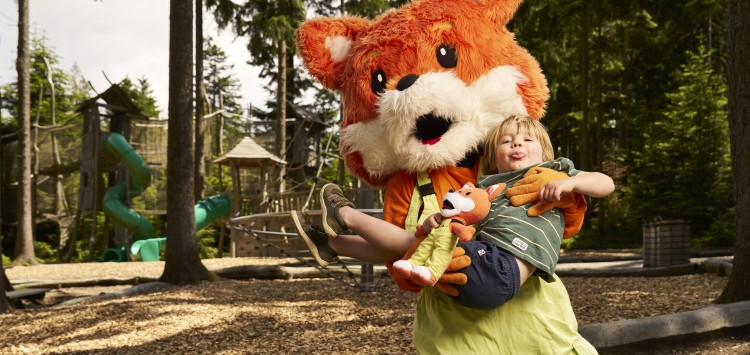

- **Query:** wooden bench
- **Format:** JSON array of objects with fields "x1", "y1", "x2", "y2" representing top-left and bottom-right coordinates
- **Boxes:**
[
  {"x1": 4, "y1": 268, "x2": 49, "y2": 309},
  {"x1": 6, "y1": 288, "x2": 50, "y2": 309}
]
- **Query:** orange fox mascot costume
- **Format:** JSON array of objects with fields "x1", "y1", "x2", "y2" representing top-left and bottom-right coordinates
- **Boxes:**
[{"x1": 296, "y1": 0, "x2": 596, "y2": 353}]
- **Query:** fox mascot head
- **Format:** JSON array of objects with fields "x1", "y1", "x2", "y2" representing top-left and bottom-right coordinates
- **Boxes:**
[{"x1": 296, "y1": 0, "x2": 548, "y2": 186}]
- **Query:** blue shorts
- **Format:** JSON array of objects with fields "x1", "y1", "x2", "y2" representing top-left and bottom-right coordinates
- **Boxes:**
[{"x1": 451, "y1": 240, "x2": 521, "y2": 309}]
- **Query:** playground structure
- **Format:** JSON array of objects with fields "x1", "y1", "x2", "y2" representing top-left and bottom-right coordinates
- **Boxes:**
[
  {"x1": 1, "y1": 82, "x2": 386, "y2": 288},
  {"x1": 0, "y1": 84, "x2": 249, "y2": 262},
  {"x1": 74, "y1": 85, "x2": 244, "y2": 262}
]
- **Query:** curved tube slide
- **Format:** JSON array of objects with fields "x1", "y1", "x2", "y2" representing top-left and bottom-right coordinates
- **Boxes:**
[{"x1": 101, "y1": 132, "x2": 155, "y2": 240}]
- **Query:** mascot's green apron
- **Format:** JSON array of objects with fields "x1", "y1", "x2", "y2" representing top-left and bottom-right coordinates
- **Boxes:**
[{"x1": 406, "y1": 172, "x2": 598, "y2": 354}]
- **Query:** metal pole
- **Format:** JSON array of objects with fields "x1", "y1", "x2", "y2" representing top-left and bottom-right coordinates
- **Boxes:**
[{"x1": 357, "y1": 183, "x2": 376, "y2": 291}]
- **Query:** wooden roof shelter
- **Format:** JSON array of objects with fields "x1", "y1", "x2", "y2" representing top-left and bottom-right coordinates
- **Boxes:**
[
  {"x1": 212, "y1": 136, "x2": 286, "y2": 210},
  {"x1": 212, "y1": 136, "x2": 286, "y2": 168},
  {"x1": 213, "y1": 137, "x2": 286, "y2": 257}
]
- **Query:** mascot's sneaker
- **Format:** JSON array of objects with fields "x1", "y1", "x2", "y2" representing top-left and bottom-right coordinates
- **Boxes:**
[
  {"x1": 320, "y1": 183, "x2": 355, "y2": 237},
  {"x1": 291, "y1": 210, "x2": 338, "y2": 268}
]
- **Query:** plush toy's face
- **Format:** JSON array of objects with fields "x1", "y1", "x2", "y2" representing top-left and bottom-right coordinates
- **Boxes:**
[
  {"x1": 297, "y1": 0, "x2": 549, "y2": 186},
  {"x1": 441, "y1": 182, "x2": 503, "y2": 224}
]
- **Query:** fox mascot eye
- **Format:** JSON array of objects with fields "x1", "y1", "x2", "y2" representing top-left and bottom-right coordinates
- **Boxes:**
[
  {"x1": 371, "y1": 69, "x2": 387, "y2": 95},
  {"x1": 436, "y1": 44, "x2": 457, "y2": 68}
]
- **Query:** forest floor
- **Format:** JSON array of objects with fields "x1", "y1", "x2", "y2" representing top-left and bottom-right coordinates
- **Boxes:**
[{"x1": 2, "y1": 256, "x2": 749, "y2": 354}]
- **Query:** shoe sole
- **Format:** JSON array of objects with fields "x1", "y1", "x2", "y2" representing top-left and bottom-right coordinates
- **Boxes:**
[
  {"x1": 291, "y1": 211, "x2": 329, "y2": 268},
  {"x1": 320, "y1": 183, "x2": 340, "y2": 238}
]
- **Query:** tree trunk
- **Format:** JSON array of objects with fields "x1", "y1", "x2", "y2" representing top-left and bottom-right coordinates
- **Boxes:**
[
  {"x1": 194, "y1": 0, "x2": 206, "y2": 202},
  {"x1": 276, "y1": 36, "x2": 287, "y2": 199},
  {"x1": 717, "y1": 0, "x2": 750, "y2": 304},
  {"x1": 14, "y1": 0, "x2": 37, "y2": 266},
  {"x1": 160, "y1": 0, "x2": 215, "y2": 285},
  {"x1": 0, "y1": 266, "x2": 9, "y2": 312},
  {"x1": 579, "y1": 1, "x2": 591, "y2": 171}
]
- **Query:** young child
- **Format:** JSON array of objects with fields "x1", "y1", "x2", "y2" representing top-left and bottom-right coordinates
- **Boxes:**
[
  {"x1": 292, "y1": 115, "x2": 614, "y2": 309},
  {"x1": 417, "y1": 115, "x2": 614, "y2": 308}
]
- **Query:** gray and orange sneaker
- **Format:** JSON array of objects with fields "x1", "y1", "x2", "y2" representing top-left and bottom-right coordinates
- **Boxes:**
[
  {"x1": 319, "y1": 183, "x2": 355, "y2": 237},
  {"x1": 291, "y1": 210, "x2": 337, "y2": 268}
]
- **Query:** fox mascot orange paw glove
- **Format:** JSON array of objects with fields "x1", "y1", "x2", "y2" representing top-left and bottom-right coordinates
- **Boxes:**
[
  {"x1": 296, "y1": 0, "x2": 585, "y2": 296},
  {"x1": 507, "y1": 167, "x2": 587, "y2": 239}
]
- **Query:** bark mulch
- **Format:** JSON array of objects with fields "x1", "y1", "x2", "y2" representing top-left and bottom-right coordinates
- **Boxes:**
[{"x1": 1, "y1": 257, "x2": 748, "y2": 354}]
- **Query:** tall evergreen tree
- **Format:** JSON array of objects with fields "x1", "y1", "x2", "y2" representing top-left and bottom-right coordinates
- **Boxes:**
[
  {"x1": 160, "y1": 0, "x2": 216, "y2": 286},
  {"x1": 195, "y1": 0, "x2": 206, "y2": 202},
  {"x1": 203, "y1": 39, "x2": 243, "y2": 115},
  {"x1": 118, "y1": 76, "x2": 160, "y2": 118},
  {"x1": 14, "y1": 0, "x2": 36, "y2": 265},
  {"x1": 717, "y1": 0, "x2": 750, "y2": 303}
]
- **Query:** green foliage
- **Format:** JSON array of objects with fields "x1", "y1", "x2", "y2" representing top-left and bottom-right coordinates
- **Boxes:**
[
  {"x1": 1, "y1": 253, "x2": 10, "y2": 267},
  {"x1": 203, "y1": 165, "x2": 231, "y2": 196},
  {"x1": 513, "y1": 1, "x2": 731, "y2": 249},
  {"x1": 0, "y1": 33, "x2": 89, "y2": 129},
  {"x1": 118, "y1": 76, "x2": 161, "y2": 117},
  {"x1": 33, "y1": 241, "x2": 56, "y2": 262},
  {"x1": 693, "y1": 208, "x2": 736, "y2": 248},
  {"x1": 197, "y1": 227, "x2": 220, "y2": 259},
  {"x1": 625, "y1": 41, "x2": 730, "y2": 239},
  {"x1": 203, "y1": 39, "x2": 243, "y2": 115}
]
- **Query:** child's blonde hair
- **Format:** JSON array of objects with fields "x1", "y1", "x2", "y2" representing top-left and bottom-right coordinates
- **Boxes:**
[{"x1": 481, "y1": 115, "x2": 555, "y2": 174}]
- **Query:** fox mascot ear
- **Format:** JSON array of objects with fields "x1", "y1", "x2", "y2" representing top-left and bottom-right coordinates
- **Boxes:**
[
  {"x1": 296, "y1": 17, "x2": 370, "y2": 91},
  {"x1": 477, "y1": 0, "x2": 524, "y2": 26}
]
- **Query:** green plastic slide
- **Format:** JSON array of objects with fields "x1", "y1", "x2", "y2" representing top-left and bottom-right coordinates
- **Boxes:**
[
  {"x1": 130, "y1": 193, "x2": 231, "y2": 261},
  {"x1": 100, "y1": 133, "x2": 232, "y2": 262},
  {"x1": 101, "y1": 132, "x2": 155, "y2": 240}
]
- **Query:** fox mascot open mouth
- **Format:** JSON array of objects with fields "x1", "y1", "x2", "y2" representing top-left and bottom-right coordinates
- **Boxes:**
[{"x1": 296, "y1": 0, "x2": 549, "y2": 187}]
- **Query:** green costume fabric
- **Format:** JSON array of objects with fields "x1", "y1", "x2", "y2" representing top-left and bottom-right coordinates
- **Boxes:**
[
  {"x1": 414, "y1": 276, "x2": 598, "y2": 354},
  {"x1": 476, "y1": 158, "x2": 580, "y2": 281}
]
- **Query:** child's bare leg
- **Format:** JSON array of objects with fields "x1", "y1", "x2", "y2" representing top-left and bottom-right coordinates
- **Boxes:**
[
  {"x1": 516, "y1": 258, "x2": 536, "y2": 285},
  {"x1": 337, "y1": 206, "x2": 415, "y2": 258},
  {"x1": 329, "y1": 234, "x2": 402, "y2": 263},
  {"x1": 320, "y1": 183, "x2": 414, "y2": 258}
]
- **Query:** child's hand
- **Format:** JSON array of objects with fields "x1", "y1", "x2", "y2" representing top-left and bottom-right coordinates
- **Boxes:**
[
  {"x1": 422, "y1": 213, "x2": 444, "y2": 234},
  {"x1": 539, "y1": 178, "x2": 577, "y2": 202}
]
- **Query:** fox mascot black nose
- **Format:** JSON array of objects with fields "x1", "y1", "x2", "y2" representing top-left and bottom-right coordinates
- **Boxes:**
[{"x1": 397, "y1": 74, "x2": 419, "y2": 91}]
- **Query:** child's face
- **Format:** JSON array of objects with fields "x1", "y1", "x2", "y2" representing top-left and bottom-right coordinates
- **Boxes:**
[{"x1": 493, "y1": 128, "x2": 544, "y2": 172}]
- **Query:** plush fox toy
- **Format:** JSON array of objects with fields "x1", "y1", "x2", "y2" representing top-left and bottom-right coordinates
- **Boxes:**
[{"x1": 392, "y1": 182, "x2": 505, "y2": 286}]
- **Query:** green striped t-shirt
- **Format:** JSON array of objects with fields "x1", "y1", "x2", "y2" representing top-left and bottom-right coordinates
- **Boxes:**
[{"x1": 475, "y1": 158, "x2": 579, "y2": 282}]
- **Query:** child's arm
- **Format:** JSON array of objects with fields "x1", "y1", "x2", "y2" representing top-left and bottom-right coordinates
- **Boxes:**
[{"x1": 540, "y1": 171, "x2": 615, "y2": 201}]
